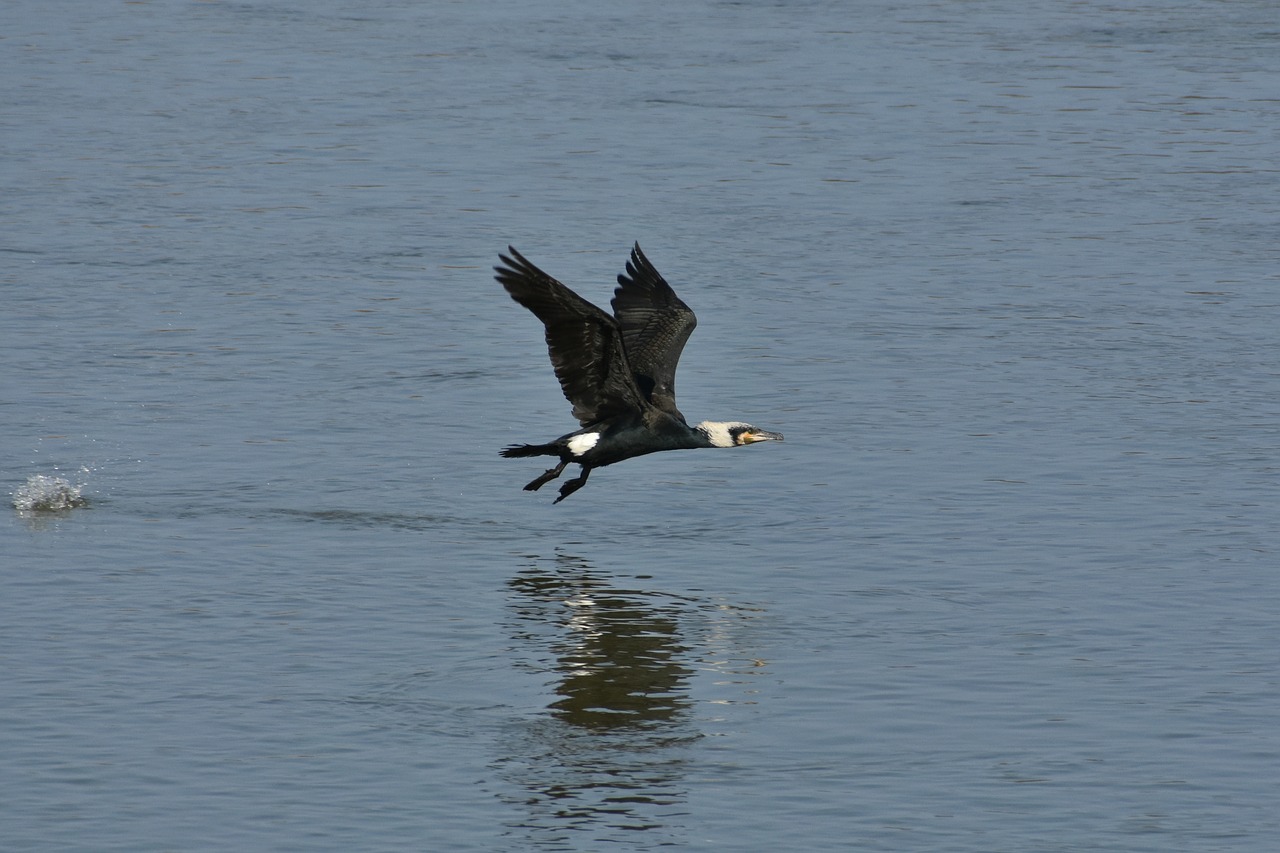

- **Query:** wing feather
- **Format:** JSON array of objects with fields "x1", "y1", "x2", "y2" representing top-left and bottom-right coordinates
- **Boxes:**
[
  {"x1": 495, "y1": 247, "x2": 645, "y2": 426},
  {"x1": 611, "y1": 243, "x2": 697, "y2": 422}
]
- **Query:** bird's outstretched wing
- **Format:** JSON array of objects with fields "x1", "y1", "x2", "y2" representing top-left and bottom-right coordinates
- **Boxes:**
[
  {"x1": 611, "y1": 243, "x2": 697, "y2": 422},
  {"x1": 496, "y1": 247, "x2": 646, "y2": 426}
]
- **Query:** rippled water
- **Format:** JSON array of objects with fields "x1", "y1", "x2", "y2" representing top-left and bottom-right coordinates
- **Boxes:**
[{"x1": 4, "y1": 0, "x2": 1279, "y2": 850}]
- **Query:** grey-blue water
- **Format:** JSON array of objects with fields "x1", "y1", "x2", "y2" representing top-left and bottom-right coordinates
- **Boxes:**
[{"x1": 3, "y1": 1, "x2": 1278, "y2": 850}]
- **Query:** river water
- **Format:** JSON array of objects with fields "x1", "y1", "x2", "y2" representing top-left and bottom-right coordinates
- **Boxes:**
[{"x1": 3, "y1": 1, "x2": 1278, "y2": 850}]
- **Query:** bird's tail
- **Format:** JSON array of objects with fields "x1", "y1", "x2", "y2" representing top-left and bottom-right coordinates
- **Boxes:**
[{"x1": 500, "y1": 443, "x2": 558, "y2": 459}]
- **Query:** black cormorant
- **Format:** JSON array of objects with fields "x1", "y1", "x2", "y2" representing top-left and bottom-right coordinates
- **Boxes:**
[{"x1": 495, "y1": 243, "x2": 783, "y2": 503}]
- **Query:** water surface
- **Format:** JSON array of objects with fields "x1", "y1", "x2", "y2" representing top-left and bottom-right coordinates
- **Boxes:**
[{"x1": 3, "y1": 1, "x2": 1278, "y2": 850}]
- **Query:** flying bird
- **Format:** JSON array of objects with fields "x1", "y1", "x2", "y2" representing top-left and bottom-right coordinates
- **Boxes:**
[{"x1": 495, "y1": 243, "x2": 783, "y2": 503}]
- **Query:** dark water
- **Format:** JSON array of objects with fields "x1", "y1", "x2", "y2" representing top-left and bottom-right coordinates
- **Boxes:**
[{"x1": 4, "y1": 1, "x2": 1278, "y2": 850}]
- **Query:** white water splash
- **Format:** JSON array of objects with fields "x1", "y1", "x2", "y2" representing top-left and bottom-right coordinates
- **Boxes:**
[{"x1": 12, "y1": 472, "x2": 89, "y2": 512}]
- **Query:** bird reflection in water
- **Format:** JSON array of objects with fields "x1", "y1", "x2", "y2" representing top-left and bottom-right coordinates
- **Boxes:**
[{"x1": 498, "y1": 552, "x2": 701, "y2": 843}]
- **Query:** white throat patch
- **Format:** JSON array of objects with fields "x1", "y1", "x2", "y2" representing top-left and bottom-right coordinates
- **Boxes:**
[
  {"x1": 697, "y1": 421, "x2": 749, "y2": 448},
  {"x1": 567, "y1": 432, "x2": 600, "y2": 457}
]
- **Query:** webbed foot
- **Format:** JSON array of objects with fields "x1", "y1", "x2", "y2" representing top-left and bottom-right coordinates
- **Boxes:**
[
  {"x1": 524, "y1": 459, "x2": 569, "y2": 491},
  {"x1": 553, "y1": 468, "x2": 591, "y2": 503}
]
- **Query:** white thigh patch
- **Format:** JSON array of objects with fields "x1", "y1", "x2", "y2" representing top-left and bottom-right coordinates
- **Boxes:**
[{"x1": 567, "y1": 432, "x2": 600, "y2": 456}]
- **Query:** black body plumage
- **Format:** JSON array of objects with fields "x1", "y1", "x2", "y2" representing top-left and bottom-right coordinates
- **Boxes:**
[{"x1": 495, "y1": 243, "x2": 782, "y2": 502}]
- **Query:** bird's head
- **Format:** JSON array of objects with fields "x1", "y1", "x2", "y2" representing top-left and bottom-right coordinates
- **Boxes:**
[{"x1": 696, "y1": 421, "x2": 785, "y2": 448}]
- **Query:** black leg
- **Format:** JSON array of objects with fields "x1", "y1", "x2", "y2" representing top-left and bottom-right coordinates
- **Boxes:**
[
  {"x1": 524, "y1": 459, "x2": 568, "y2": 491},
  {"x1": 553, "y1": 467, "x2": 591, "y2": 503}
]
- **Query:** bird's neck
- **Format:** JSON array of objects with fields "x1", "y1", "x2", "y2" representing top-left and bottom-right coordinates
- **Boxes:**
[{"x1": 694, "y1": 421, "x2": 738, "y2": 448}]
